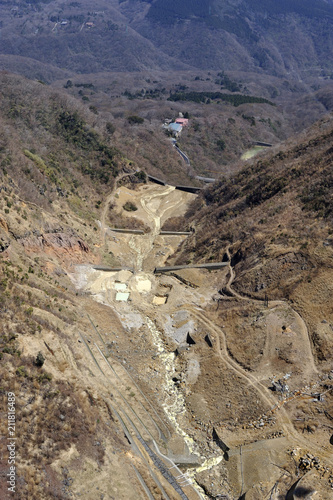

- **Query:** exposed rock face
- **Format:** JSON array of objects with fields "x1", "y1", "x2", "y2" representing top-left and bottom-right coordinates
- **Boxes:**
[
  {"x1": 20, "y1": 232, "x2": 93, "y2": 264},
  {"x1": 0, "y1": 215, "x2": 8, "y2": 232},
  {"x1": 0, "y1": 223, "x2": 10, "y2": 252}
]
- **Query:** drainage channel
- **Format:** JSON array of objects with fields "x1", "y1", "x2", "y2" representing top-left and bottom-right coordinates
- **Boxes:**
[
  {"x1": 145, "y1": 316, "x2": 220, "y2": 500},
  {"x1": 145, "y1": 316, "x2": 199, "y2": 451}
]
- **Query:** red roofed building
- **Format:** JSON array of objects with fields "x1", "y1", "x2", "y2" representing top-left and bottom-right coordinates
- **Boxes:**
[{"x1": 175, "y1": 118, "x2": 189, "y2": 126}]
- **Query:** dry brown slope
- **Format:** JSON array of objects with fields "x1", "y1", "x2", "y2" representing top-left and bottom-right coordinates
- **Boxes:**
[{"x1": 175, "y1": 114, "x2": 333, "y2": 364}]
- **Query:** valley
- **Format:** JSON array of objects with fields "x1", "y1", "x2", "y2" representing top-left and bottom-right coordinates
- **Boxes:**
[
  {"x1": 0, "y1": 2, "x2": 333, "y2": 496},
  {"x1": 0, "y1": 88, "x2": 332, "y2": 497},
  {"x1": 61, "y1": 180, "x2": 333, "y2": 499}
]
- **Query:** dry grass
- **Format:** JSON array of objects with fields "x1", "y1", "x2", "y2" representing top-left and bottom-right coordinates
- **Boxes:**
[{"x1": 107, "y1": 204, "x2": 151, "y2": 233}]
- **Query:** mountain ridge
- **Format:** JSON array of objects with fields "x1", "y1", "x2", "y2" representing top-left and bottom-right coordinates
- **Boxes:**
[{"x1": 0, "y1": 0, "x2": 333, "y2": 81}]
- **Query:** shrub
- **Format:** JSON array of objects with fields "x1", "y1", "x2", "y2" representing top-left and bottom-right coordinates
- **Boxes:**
[
  {"x1": 127, "y1": 115, "x2": 144, "y2": 125},
  {"x1": 123, "y1": 201, "x2": 138, "y2": 212},
  {"x1": 106, "y1": 122, "x2": 115, "y2": 135},
  {"x1": 37, "y1": 372, "x2": 52, "y2": 383},
  {"x1": 25, "y1": 307, "x2": 33, "y2": 316},
  {"x1": 134, "y1": 171, "x2": 147, "y2": 183},
  {"x1": 35, "y1": 351, "x2": 45, "y2": 367},
  {"x1": 16, "y1": 366, "x2": 28, "y2": 377},
  {"x1": 64, "y1": 80, "x2": 73, "y2": 88}
]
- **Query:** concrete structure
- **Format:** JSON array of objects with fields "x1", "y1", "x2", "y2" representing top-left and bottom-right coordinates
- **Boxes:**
[
  {"x1": 154, "y1": 262, "x2": 228, "y2": 273},
  {"x1": 195, "y1": 176, "x2": 216, "y2": 184},
  {"x1": 160, "y1": 231, "x2": 192, "y2": 236},
  {"x1": 108, "y1": 228, "x2": 144, "y2": 234},
  {"x1": 92, "y1": 265, "x2": 134, "y2": 272},
  {"x1": 175, "y1": 185, "x2": 202, "y2": 194},
  {"x1": 253, "y1": 141, "x2": 272, "y2": 147},
  {"x1": 147, "y1": 175, "x2": 166, "y2": 186}
]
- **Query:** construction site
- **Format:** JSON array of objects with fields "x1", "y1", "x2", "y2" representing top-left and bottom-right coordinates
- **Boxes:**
[{"x1": 66, "y1": 181, "x2": 333, "y2": 500}]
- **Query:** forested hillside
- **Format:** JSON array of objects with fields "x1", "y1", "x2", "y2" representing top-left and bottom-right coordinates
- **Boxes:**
[{"x1": 0, "y1": 0, "x2": 332, "y2": 79}]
